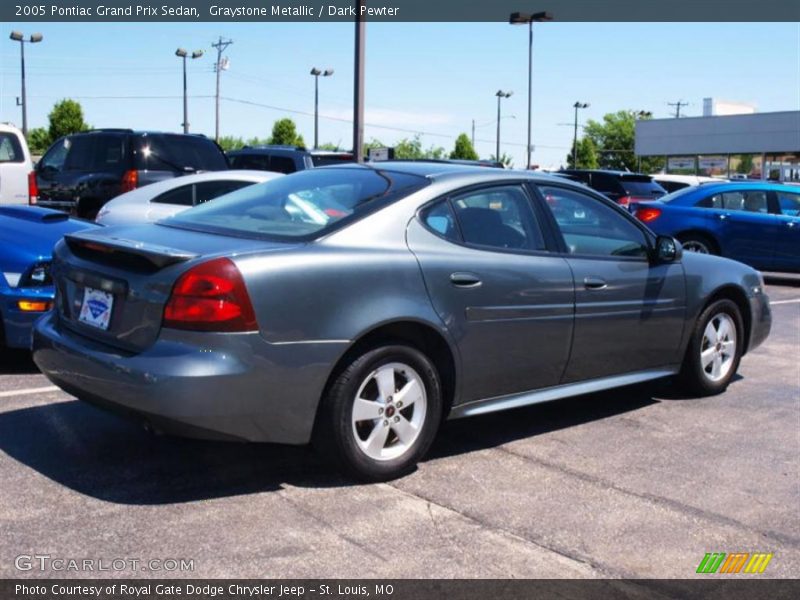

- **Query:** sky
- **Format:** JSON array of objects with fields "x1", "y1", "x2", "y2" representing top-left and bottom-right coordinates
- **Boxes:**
[{"x1": 1, "y1": 21, "x2": 798, "y2": 168}]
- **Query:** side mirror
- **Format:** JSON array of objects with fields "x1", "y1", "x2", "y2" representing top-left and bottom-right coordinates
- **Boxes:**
[{"x1": 654, "y1": 235, "x2": 682, "y2": 263}]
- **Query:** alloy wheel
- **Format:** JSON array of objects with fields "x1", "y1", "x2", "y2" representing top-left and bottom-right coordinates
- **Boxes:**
[
  {"x1": 700, "y1": 313, "x2": 737, "y2": 382},
  {"x1": 351, "y1": 362, "x2": 428, "y2": 461}
]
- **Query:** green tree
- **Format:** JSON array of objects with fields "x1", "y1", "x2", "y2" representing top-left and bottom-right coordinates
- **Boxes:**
[
  {"x1": 566, "y1": 137, "x2": 599, "y2": 169},
  {"x1": 583, "y1": 110, "x2": 661, "y2": 173},
  {"x1": 217, "y1": 135, "x2": 246, "y2": 152},
  {"x1": 47, "y1": 99, "x2": 90, "y2": 141},
  {"x1": 269, "y1": 118, "x2": 305, "y2": 147},
  {"x1": 26, "y1": 127, "x2": 51, "y2": 155},
  {"x1": 490, "y1": 152, "x2": 514, "y2": 168},
  {"x1": 393, "y1": 135, "x2": 445, "y2": 160},
  {"x1": 450, "y1": 133, "x2": 478, "y2": 160}
]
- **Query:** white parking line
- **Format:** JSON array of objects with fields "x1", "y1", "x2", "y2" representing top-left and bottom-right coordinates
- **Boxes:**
[
  {"x1": 770, "y1": 299, "x2": 800, "y2": 305},
  {"x1": 0, "y1": 386, "x2": 60, "y2": 398}
]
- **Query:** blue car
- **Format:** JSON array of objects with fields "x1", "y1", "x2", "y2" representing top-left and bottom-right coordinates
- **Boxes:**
[
  {"x1": 1, "y1": 206, "x2": 95, "y2": 349},
  {"x1": 632, "y1": 182, "x2": 800, "y2": 273}
]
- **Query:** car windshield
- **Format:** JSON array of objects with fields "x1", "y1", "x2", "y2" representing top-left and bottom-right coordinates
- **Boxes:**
[{"x1": 165, "y1": 167, "x2": 427, "y2": 240}]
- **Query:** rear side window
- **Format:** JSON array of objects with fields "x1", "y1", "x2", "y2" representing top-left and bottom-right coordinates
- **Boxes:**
[
  {"x1": 39, "y1": 139, "x2": 69, "y2": 172},
  {"x1": 64, "y1": 134, "x2": 127, "y2": 171},
  {"x1": 449, "y1": 186, "x2": 545, "y2": 251},
  {"x1": 151, "y1": 184, "x2": 194, "y2": 206},
  {"x1": 421, "y1": 201, "x2": 459, "y2": 242},
  {"x1": 620, "y1": 177, "x2": 666, "y2": 198},
  {"x1": 229, "y1": 154, "x2": 270, "y2": 170},
  {"x1": 0, "y1": 132, "x2": 24, "y2": 163},
  {"x1": 137, "y1": 135, "x2": 227, "y2": 172},
  {"x1": 194, "y1": 180, "x2": 252, "y2": 205},
  {"x1": 777, "y1": 191, "x2": 800, "y2": 216},
  {"x1": 166, "y1": 167, "x2": 427, "y2": 240},
  {"x1": 700, "y1": 190, "x2": 769, "y2": 213},
  {"x1": 269, "y1": 156, "x2": 297, "y2": 174}
]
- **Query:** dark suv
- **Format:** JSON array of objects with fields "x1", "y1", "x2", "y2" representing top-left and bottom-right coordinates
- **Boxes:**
[
  {"x1": 227, "y1": 145, "x2": 354, "y2": 174},
  {"x1": 558, "y1": 169, "x2": 666, "y2": 207},
  {"x1": 31, "y1": 129, "x2": 229, "y2": 218}
]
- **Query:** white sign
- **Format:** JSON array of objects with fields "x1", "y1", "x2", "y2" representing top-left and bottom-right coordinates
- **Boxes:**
[
  {"x1": 668, "y1": 157, "x2": 695, "y2": 170},
  {"x1": 698, "y1": 156, "x2": 728, "y2": 170},
  {"x1": 368, "y1": 147, "x2": 393, "y2": 161}
]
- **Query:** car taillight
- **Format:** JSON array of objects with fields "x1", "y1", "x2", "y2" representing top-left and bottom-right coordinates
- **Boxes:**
[
  {"x1": 617, "y1": 196, "x2": 632, "y2": 207},
  {"x1": 28, "y1": 171, "x2": 38, "y2": 205},
  {"x1": 120, "y1": 169, "x2": 138, "y2": 193},
  {"x1": 163, "y1": 257, "x2": 257, "y2": 332},
  {"x1": 635, "y1": 207, "x2": 662, "y2": 223}
]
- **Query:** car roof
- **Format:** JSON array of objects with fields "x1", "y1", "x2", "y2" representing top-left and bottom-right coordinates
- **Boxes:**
[
  {"x1": 561, "y1": 169, "x2": 652, "y2": 178},
  {"x1": 321, "y1": 162, "x2": 590, "y2": 189},
  {"x1": 682, "y1": 181, "x2": 792, "y2": 192}
]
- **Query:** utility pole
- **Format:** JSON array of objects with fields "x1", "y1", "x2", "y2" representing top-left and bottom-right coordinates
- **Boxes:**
[
  {"x1": 471, "y1": 119, "x2": 475, "y2": 149},
  {"x1": 572, "y1": 102, "x2": 589, "y2": 168},
  {"x1": 668, "y1": 100, "x2": 689, "y2": 118},
  {"x1": 212, "y1": 36, "x2": 233, "y2": 142}
]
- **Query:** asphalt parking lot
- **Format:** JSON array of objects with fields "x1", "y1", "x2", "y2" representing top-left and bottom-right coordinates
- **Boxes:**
[{"x1": 0, "y1": 277, "x2": 797, "y2": 581}]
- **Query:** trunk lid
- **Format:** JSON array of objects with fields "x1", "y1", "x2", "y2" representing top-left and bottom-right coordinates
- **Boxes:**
[{"x1": 53, "y1": 223, "x2": 298, "y2": 352}]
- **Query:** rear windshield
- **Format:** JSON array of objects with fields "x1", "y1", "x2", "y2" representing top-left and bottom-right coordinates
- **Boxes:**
[
  {"x1": 660, "y1": 186, "x2": 699, "y2": 203},
  {"x1": 311, "y1": 154, "x2": 355, "y2": 167},
  {"x1": 135, "y1": 135, "x2": 228, "y2": 172},
  {"x1": 619, "y1": 176, "x2": 666, "y2": 198},
  {"x1": 165, "y1": 167, "x2": 428, "y2": 240}
]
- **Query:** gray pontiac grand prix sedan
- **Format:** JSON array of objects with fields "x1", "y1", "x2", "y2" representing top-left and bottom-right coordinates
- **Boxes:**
[{"x1": 32, "y1": 162, "x2": 771, "y2": 480}]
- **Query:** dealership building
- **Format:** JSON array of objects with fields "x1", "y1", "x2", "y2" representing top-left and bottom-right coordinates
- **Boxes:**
[{"x1": 635, "y1": 108, "x2": 800, "y2": 181}]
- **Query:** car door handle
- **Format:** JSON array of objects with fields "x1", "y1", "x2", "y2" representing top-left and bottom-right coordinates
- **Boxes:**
[
  {"x1": 450, "y1": 272, "x2": 482, "y2": 288},
  {"x1": 584, "y1": 277, "x2": 607, "y2": 290},
  {"x1": 787, "y1": 221, "x2": 797, "y2": 228},
  {"x1": 717, "y1": 213, "x2": 730, "y2": 220}
]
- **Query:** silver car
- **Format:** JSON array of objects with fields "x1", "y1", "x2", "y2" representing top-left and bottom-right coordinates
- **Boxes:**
[
  {"x1": 33, "y1": 163, "x2": 771, "y2": 480},
  {"x1": 95, "y1": 170, "x2": 282, "y2": 227}
]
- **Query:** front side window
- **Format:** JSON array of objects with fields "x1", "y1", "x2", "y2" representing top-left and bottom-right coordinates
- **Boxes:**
[
  {"x1": 166, "y1": 167, "x2": 427, "y2": 240},
  {"x1": 0, "y1": 132, "x2": 24, "y2": 163},
  {"x1": 539, "y1": 185, "x2": 649, "y2": 258},
  {"x1": 64, "y1": 134, "x2": 127, "y2": 171},
  {"x1": 450, "y1": 186, "x2": 545, "y2": 251}
]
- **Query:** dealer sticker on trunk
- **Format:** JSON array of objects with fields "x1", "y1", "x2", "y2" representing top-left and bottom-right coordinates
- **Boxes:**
[{"x1": 78, "y1": 287, "x2": 114, "y2": 330}]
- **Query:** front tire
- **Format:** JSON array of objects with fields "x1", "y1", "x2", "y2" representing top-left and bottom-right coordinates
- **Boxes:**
[
  {"x1": 314, "y1": 344, "x2": 443, "y2": 482},
  {"x1": 677, "y1": 299, "x2": 743, "y2": 396},
  {"x1": 678, "y1": 233, "x2": 717, "y2": 255}
]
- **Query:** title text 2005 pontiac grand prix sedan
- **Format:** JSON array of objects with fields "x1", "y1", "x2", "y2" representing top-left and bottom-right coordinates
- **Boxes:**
[{"x1": 33, "y1": 163, "x2": 771, "y2": 480}]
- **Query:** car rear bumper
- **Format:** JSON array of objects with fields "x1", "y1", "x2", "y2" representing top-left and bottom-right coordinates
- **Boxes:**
[
  {"x1": 32, "y1": 311, "x2": 347, "y2": 444},
  {"x1": 1, "y1": 288, "x2": 54, "y2": 349}
]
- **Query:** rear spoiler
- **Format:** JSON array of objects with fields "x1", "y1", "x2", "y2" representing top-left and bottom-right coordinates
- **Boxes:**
[{"x1": 65, "y1": 230, "x2": 199, "y2": 269}]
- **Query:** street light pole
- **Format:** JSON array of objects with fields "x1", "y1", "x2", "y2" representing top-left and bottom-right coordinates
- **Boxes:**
[
  {"x1": 353, "y1": 1, "x2": 366, "y2": 162},
  {"x1": 572, "y1": 101, "x2": 589, "y2": 167},
  {"x1": 495, "y1": 90, "x2": 512, "y2": 160},
  {"x1": 310, "y1": 68, "x2": 334, "y2": 149},
  {"x1": 9, "y1": 31, "x2": 43, "y2": 137},
  {"x1": 175, "y1": 48, "x2": 203, "y2": 134},
  {"x1": 510, "y1": 11, "x2": 553, "y2": 169}
]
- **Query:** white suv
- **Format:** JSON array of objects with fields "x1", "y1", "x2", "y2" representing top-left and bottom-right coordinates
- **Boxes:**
[{"x1": 0, "y1": 123, "x2": 33, "y2": 205}]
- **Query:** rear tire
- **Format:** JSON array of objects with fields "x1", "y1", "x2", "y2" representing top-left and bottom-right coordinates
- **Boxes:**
[
  {"x1": 677, "y1": 299, "x2": 743, "y2": 396},
  {"x1": 678, "y1": 233, "x2": 717, "y2": 255},
  {"x1": 314, "y1": 344, "x2": 442, "y2": 482}
]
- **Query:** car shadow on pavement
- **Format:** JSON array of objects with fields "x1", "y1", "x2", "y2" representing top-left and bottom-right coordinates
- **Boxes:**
[
  {"x1": 0, "y1": 349, "x2": 39, "y2": 375},
  {"x1": 0, "y1": 382, "x2": 669, "y2": 505},
  {"x1": 430, "y1": 383, "x2": 661, "y2": 460}
]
